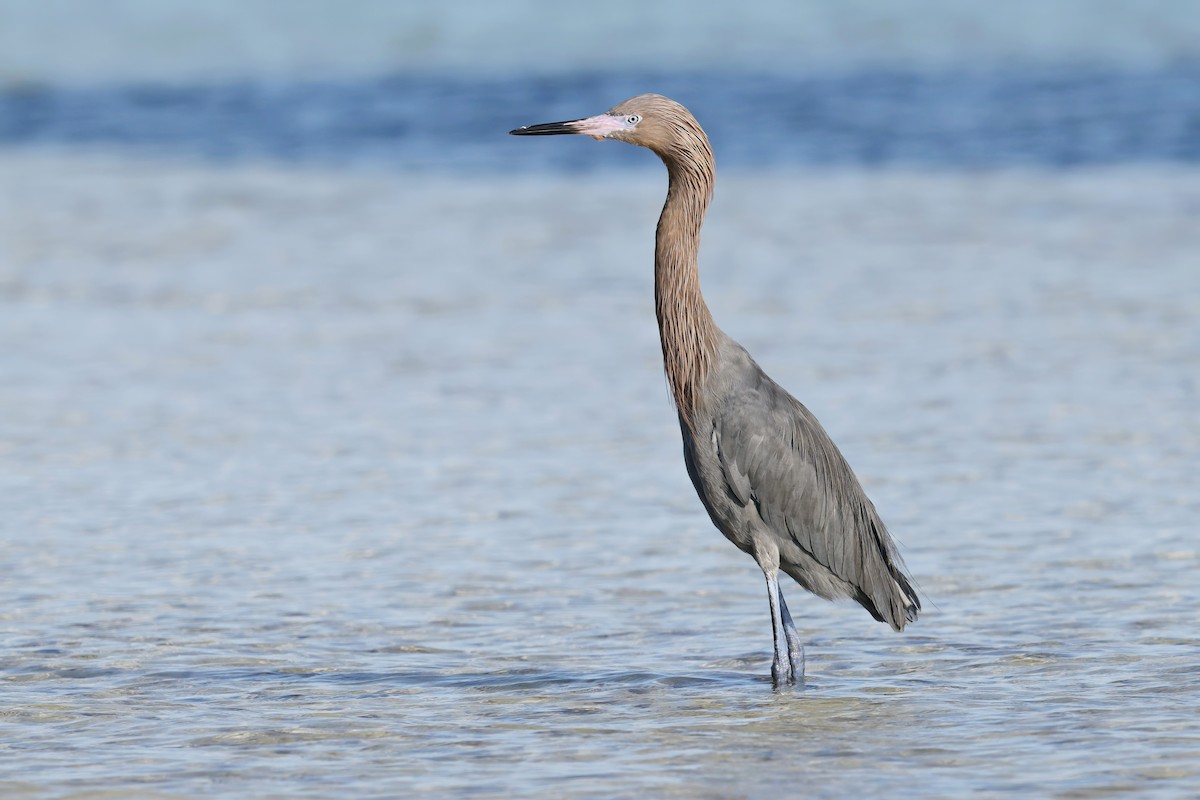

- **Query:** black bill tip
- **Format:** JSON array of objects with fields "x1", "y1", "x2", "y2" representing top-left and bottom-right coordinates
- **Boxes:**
[{"x1": 509, "y1": 120, "x2": 581, "y2": 136}]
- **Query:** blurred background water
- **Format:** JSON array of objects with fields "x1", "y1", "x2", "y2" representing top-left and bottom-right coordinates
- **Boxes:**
[{"x1": 1, "y1": 2, "x2": 1199, "y2": 798}]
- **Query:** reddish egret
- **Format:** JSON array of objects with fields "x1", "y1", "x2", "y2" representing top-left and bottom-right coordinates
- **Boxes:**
[{"x1": 510, "y1": 94, "x2": 919, "y2": 686}]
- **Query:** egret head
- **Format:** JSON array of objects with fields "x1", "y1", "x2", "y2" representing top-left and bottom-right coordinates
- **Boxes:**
[{"x1": 510, "y1": 94, "x2": 710, "y2": 166}]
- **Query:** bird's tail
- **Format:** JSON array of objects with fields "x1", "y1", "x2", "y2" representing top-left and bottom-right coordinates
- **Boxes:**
[
  {"x1": 855, "y1": 571, "x2": 919, "y2": 631},
  {"x1": 892, "y1": 566, "x2": 921, "y2": 627},
  {"x1": 857, "y1": 520, "x2": 921, "y2": 632}
]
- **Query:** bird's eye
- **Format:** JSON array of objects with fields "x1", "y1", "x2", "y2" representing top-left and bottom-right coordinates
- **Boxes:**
[{"x1": 626, "y1": 114, "x2": 641, "y2": 125}]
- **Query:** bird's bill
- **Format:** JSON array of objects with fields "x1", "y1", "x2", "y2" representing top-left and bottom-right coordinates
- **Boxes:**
[{"x1": 509, "y1": 113, "x2": 624, "y2": 141}]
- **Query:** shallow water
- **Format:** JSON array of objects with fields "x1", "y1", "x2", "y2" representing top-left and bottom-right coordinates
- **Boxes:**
[{"x1": 2, "y1": 155, "x2": 1198, "y2": 797}]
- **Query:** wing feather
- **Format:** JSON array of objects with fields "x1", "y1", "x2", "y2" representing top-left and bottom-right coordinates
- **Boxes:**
[{"x1": 710, "y1": 358, "x2": 919, "y2": 628}]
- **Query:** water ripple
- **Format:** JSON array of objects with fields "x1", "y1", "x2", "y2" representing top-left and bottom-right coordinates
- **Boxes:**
[{"x1": 2, "y1": 158, "x2": 1198, "y2": 797}]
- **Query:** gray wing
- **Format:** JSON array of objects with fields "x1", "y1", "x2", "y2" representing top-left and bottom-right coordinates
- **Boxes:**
[{"x1": 712, "y1": 356, "x2": 919, "y2": 630}]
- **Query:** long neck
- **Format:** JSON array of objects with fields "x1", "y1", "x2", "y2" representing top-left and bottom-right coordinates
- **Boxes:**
[{"x1": 655, "y1": 148, "x2": 719, "y2": 428}]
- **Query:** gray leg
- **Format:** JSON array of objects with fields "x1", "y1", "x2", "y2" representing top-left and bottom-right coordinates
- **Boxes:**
[
  {"x1": 764, "y1": 571, "x2": 790, "y2": 686},
  {"x1": 776, "y1": 587, "x2": 805, "y2": 684}
]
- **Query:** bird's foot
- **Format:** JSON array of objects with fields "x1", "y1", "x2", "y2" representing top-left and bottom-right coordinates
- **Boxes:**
[
  {"x1": 789, "y1": 644, "x2": 805, "y2": 686},
  {"x1": 771, "y1": 657, "x2": 801, "y2": 688},
  {"x1": 770, "y1": 644, "x2": 805, "y2": 688}
]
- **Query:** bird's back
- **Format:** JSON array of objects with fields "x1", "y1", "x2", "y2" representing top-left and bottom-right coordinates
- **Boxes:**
[{"x1": 681, "y1": 333, "x2": 920, "y2": 630}]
